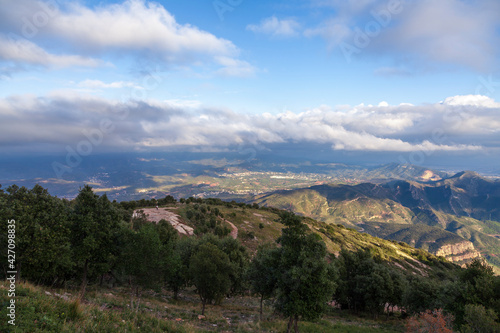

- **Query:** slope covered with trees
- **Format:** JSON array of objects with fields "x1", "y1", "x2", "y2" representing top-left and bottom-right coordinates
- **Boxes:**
[{"x1": 1, "y1": 184, "x2": 500, "y2": 332}]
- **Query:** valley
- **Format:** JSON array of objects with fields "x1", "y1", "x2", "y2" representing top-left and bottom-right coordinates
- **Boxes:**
[{"x1": 2, "y1": 153, "x2": 499, "y2": 272}]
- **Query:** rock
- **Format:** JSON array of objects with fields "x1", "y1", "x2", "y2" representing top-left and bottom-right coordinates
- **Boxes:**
[{"x1": 435, "y1": 241, "x2": 482, "y2": 265}]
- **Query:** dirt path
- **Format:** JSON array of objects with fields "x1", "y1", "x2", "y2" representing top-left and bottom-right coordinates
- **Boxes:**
[
  {"x1": 223, "y1": 219, "x2": 238, "y2": 240},
  {"x1": 134, "y1": 208, "x2": 194, "y2": 236}
]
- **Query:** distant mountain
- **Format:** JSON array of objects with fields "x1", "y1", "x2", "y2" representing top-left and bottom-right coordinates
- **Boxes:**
[
  {"x1": 387, "y1": 171, "x2": 500, "y2": 222},
  {"x1": 365, "y1": 163, "x2": 449, "y2": 182},
  {"x1": 251, "y1": 171, "x2": 500, "y2": 272}
]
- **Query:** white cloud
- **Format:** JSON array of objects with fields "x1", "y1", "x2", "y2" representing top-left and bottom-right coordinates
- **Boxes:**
[
  {"x1": 0, "y1": 35, "x2": 102, "y2": 68},
  {"x1": 377, "y1": 0, "x2": 500, "y2": 71},
  {"x1": 308, "y1": 0, "x2": 500, "y2": 72},
  {"x1": 1, "y1": 93, "x2": 497, "y2": 153},
  {"x1": 215, "y1": 57, "x2": 257, "y2": 77},
  {"x1": 247, "y1": 16, "x2": 301, "y2": 37},
  {"x1": 0, "y1": 0, "x2": 254, "y2": 76},
  {"x1": 303, "y1": 18, "x2": 351, "y2": 46},
  {"x1": 442, "y1": 95, "x2": 500, "y2": 108},
  {"x1": 78, "y1": 80, "x2": 137, "y2": 89},
  {"x1": 50, "y1": 0, "x2": 237, "y2": 59}
]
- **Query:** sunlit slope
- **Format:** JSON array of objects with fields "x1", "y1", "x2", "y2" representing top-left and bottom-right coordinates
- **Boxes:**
[{"x1": 250, "y1": 172, "x2": 500, "y2": 272}]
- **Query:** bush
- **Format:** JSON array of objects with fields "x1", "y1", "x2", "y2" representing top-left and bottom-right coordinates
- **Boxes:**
[{"x1": 405, "y1": 309, "x2": 454, "y2": 333}]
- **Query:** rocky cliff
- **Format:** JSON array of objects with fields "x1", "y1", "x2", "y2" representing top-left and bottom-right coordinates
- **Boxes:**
[{"x1": 435, "y1": 241, "x2": 481, "y2": 265}]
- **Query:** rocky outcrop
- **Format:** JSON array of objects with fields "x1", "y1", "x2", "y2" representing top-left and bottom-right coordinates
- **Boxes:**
[
  {"x1": 134, "y1": 208, "x2": 194, "y2": 236},
  {"x1": 435, "y1": 241, "x2": 481, "y2": 264}
]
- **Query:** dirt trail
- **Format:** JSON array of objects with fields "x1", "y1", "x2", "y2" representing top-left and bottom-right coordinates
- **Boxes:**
[
  {"x1": 134, "y1": 208, "x2": 194, "y2": 236},
  {"x1": 222, "y1": 219, "x2": 238, "y2": 240}
]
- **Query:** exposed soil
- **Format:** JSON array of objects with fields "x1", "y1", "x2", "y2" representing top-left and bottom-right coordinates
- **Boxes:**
[{"x1": 223, "y1": 219, "x2": 238, "y2": 240}]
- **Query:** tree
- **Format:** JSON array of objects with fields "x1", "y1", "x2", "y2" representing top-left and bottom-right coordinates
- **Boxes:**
[
  {"x1": 156, "y1": 219, "x2": 178, "y2": 251},
  {"x1": 358, "y1": 262, "x2": 394, "y2": 316},
  {"x1": 0, "y1": 185, "x2": 73, "y2": 284},
  {"x1": 217, "y1": 236, "x2": 249, "y2": 295},
  {"x1": 120, "y1": 223, "x2": 163, "y2": 311},
  {"x1": 165, "y1": 237, "x2": 196, "y2": 299},
  {"x1": 387, "y1": 269, "x2": 407, "y2": 315},
  {"x1": 189, "y1": 243, "x2": 232, "y2": 315},
  {"x1": 460, "y1": 259, "x2": 495, "y2": 307},
  {"x1": 246, "y1": 244, "x2": 280, "y2": 320},
  {"x1": 274, "y1": 212, "x2": 336, "y2": 333},
  {"x1": 70, "y1": 185, "x2": 120, "y2": 300},
  {"x1": 334, "y1": 249, "x2": 372, "y2": 311},
  {"x1": 451, "y1": 258, "x2": 498, "y2": 327},
  {"x1": 403, "y1": 276, "x2": 440, "y2": 315},
  {"x1": 460, "y1": 304, "x2": 500, "y2": 333}
]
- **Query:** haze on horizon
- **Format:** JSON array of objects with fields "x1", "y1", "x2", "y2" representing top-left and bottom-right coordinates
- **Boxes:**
[{"x1": 1, "y1": 0, "x2": 500, "y2": 172}]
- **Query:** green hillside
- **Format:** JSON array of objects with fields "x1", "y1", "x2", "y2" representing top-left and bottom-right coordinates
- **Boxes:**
[
  {"x1": 251, "y1": 173, "x2": 500, "y2": 272},
  {"x1": 254, "y1": 185, "x2": 414, "y2": 228},
  {"x1": 2, "y1": 184, "x2": 500, "y2": 332}
]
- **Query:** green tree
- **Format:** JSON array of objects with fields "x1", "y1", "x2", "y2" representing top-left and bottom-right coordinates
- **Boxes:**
[
  {"x1": 164, "y1": 237, "x2": 193, "y2": 299},
  {"x1": 334, "y1": 248, "x2": 396, "y2": 316},
  {"x1": 461, "y1": 304, "x2": 500, "y2": 333},
  {"x1": 120, "y1": 223, "x2": 163, "y2": 310},
  {"x1": 247, "y1": 244, "x2": 280, "y2": 321},
  {"x1": 217, "y1": 236, "x2": 249, "y2": 295},
  {"x1": 450, "y1": 258, "x2": 499, "y2": 327},
  {"x1": 334, "y1": 249, "x2": 371, "y2": 311},
  {"x1": 358, "y1": 262, "x2": 394, "y2": 316},
  {"x1": 70, "y1": 185, "x2": 120, "y2": 300},
  {"x1": 189, "y1": 243, "x2": 232, "y2": 315},
  {"x1": 387, "y1": 269, "x2": 407, "y2": 315},
  {"x1": 274, "y1": 212, "x2": 336, "y2": 333},
  {"x1": 403, "y1": 276, "x2": 440, "y2": 315},
  {"x1": 0, "y1": 185, "x2": 73, "y2": 284}
]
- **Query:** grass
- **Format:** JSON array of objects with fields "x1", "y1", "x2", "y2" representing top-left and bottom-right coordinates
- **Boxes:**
[
  {"x1": 0, "y1": 280, "x2": 407, "y2": 332},
  {"x1": 0, "y1": 281, "x2": 193, "y2": 333}
]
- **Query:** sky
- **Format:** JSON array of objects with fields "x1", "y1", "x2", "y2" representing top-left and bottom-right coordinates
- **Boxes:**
[{"x1": 1, "y1": 0, "x2": 500, "y2": 170}]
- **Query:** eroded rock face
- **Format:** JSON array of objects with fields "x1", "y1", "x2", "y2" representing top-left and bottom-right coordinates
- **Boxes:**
[{"x1": 435, "y1": 241, "x2": 481, "y2": 265}]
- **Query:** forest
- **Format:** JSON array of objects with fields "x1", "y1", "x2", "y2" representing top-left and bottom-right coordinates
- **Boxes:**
[{"x1": 1, "y1": 184, "x2": 500, "y2": 332}]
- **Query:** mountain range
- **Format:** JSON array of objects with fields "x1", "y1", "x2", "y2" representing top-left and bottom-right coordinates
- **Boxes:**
[{"x1": 251, "y1": 169, "x2": 500, "y2": 272}]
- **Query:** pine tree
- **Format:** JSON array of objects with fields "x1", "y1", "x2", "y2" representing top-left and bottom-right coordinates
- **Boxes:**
[{"x1": 70, "y1": 185, "x2": 120, "y2": 300}]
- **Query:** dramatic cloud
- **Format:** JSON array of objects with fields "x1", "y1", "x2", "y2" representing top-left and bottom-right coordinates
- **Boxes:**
[
  {"x1": 308, "y1": 0, "x2": 500, "y2": 71},
  {"x1": 2, "y1": 93, "x2": 497, "y2": 154},
  {"x1": 0, "y1": 0, "x2": 254, "y2": 76},
  {"x1": 247, "y1": 16, "x2": 301, "y2": 37}
]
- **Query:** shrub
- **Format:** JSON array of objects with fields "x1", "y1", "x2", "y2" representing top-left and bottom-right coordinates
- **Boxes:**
[{"x1": 406, "y1": 309, "x2": 454, "y2": 333}]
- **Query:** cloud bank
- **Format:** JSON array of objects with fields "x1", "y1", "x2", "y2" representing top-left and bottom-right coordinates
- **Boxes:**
[{"x1": 2, "y1": 93, "x2": 497, "y2": 154}]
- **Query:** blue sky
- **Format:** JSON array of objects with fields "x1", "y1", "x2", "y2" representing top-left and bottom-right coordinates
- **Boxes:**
[{"x1": 1, "y1": 0, "x2": 500, "y2": 168}]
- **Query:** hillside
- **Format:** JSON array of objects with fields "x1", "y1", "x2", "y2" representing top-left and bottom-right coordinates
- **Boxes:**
[
  {"x1": 3, "y1": 184, "x2": 499, "y2": 332},
  {"x1": 0, "y1": 280, "x2": 405, "y2": 333},
  {"x1": 158, "y1": 203, "x2": 460, "y2": 278},
  {"x1": 251, "y1": 172, "x2": 500, "y2": 272}
]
